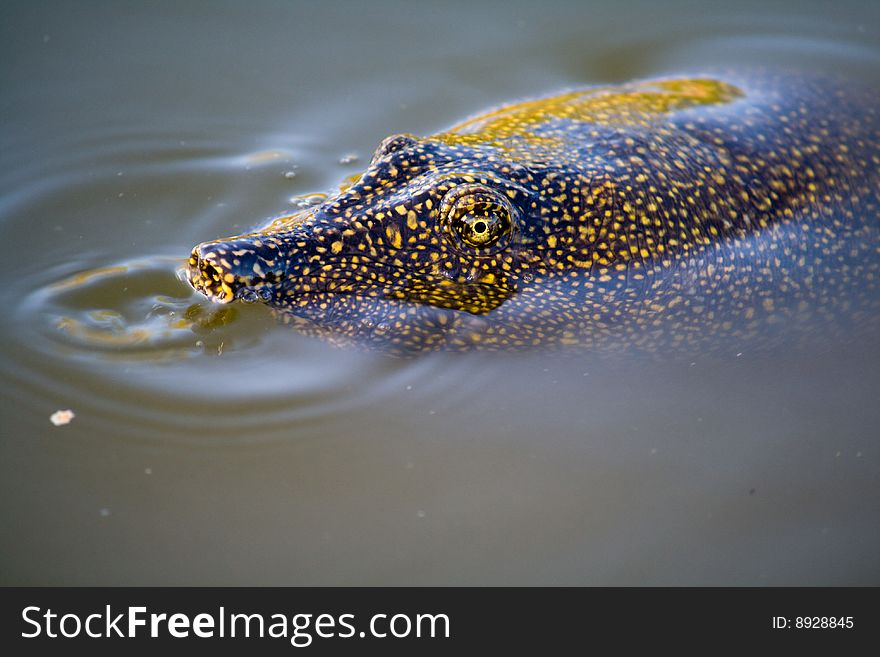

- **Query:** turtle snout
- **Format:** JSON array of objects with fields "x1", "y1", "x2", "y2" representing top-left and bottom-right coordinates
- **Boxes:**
[
  {"x1": 187, "y1": 246, "x2": 237, "y2": 303},
  {"x1": 187, "y1": 238, "x2": 282, "y2": 304}
]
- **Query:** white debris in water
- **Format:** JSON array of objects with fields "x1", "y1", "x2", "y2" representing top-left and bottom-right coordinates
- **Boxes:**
[
  {"x1": 283, "y1": 168, "x2": 298, "y2": 179},
  {"x1": 338, "y1": 153, "x2": 359, "y2": 165},
  {"x1": 416, "y1": 510, "x2": 426, "y2": 518},
  {"x1": 99, "y1": 508, "x2": 111, "y2": 517},
  {"x1": 144, "y1": 468, "x2": 152, "y2": 475},
  {"x1": 50, "y1": 409, "x2": 75, "y2": 426}
]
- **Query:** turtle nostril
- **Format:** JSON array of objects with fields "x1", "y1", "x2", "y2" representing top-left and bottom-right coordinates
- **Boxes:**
[
  {"x1": 187, "y1": 247, "x2": 237, "y2": 303},
  {"x1": 200, "y1": 258, "x2": 220, "y2": 283}
]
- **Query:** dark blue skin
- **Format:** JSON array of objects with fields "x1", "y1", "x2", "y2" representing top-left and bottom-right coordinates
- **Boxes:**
[{"x1": 188, "y1": 73, "x2": 880, "y2": 353}]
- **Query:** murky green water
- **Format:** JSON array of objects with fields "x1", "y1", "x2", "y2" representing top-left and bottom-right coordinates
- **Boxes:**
[{"x1": 2, "y1": 0, "x2": 878, "y2": 585}]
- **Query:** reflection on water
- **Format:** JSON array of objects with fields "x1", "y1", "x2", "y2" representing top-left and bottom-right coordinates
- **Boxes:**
[
  {"x1": 27, "y1": 257, "x2": 267, "y2": 363},
  {"x1": 1, "y1": 0, "x2": 879, "y2": 585}
]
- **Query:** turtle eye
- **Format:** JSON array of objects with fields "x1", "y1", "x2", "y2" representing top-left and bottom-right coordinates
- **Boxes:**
[
  {"x1": 453, "y1": 207, "x2": 509, "y2": 247},
  {"x1": 441, "y1": 184, "x2": 516, "y2": 251}
]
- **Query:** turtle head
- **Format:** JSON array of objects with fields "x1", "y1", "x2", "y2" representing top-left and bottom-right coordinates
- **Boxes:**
[{"x1": 184, "y1": 132, "x2": 607, "y2": 350}]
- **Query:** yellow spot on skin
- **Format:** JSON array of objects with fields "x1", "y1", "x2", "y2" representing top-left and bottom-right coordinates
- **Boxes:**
[
  {"x1": 385, "y1": 224, "x2": 402, "y2": 249},
  {"x1": 331, "y1": 240, "x2": 343, "y2": 254}
]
